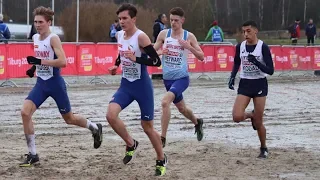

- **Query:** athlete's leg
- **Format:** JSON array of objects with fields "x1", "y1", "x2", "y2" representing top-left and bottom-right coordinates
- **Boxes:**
[
  {"x1": 51, "y1": 79, "x2": 103, "y2": 149},
  {"x1": 232, "y1": 94, "x2": 252, "y2": 122},
  {"x1": 175, "y1": 100, "x2": 197, "y2": 125},
  {"x1": 175, "y1": 99, "x2": 203, "y2": 141},
  {"x1": 160, "y1": 91, "x2": 175, "y2": 139},
  {"x1": 107, "y1": 103, "x2": 134, "y2": 146},
  {"x1": 252, "y1": 79, "x2": 269, "y2": 158},
  {"x1": 137, "y1": 82, "x2": 167, "y2": 176},
  {"x1": 167, "y1": 77, "x2": 203, "y2": 141},
  {"x1": 137, "y1": 89, "x2": 164, "y2": 161},
  {"x1": 20, "y1": 83, "x2": 48, "y2": 167},
  {"x1": 252, "y1": 96, "x2": 267, "y2": 148},
  {"x1": 172, "y1": 77, "x2": 198, "y2": 125},
  {"x1": 161, "y1": 77, "x2": 191, "y2": 139},
  {"x1": 106, "y1": 89, "x2": 136, "y2": 164},
  {"x1": 20, "y1": 101, "x2": 37, "y2": 156}
]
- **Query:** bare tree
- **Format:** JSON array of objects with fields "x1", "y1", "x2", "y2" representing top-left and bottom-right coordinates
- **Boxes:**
[
  {"x1": 286, "y1": 0, "x2": 291, "y2": 25},
  {"x1": 215, "y1": 0, "x2": 218, "y2": 20},
  {"x1": 281, "y1": 0, "x2": 285, "y2": 27},
  {"x1": 303, "y1": 0, "x2": 307, "y2": 22},
  {"x1": 227, "y1": 0, "x2": 231, "y2": 17},
  {"x1": 239, "y1": 0, "x2": 244, "y2": 22},
  {"x1": 259, "y1": 0, "x2": 264, "y2": 29},
  {"x1": 248, "y1": 0, "x2": 251, "y2": 20}
]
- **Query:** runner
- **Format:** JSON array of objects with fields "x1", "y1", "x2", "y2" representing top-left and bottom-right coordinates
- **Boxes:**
[
  {"x1": 20, "y1": 6, "x2": 102, "y2": 167},
  {"x1": 106, "y1": 3, "x2": 167, "y2": 176},
  {"x1": 153, "y1": 7, "x2": 205, "y2": 148},
  {"x1": 228, "y1": 20, "x2": 274, "y2": 158}
]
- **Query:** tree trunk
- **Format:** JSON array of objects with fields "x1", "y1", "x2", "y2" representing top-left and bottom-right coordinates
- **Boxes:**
[
  {"x1": 239, "y1": 0, "x2": 244, "y2": 22},
  {"x1": 215, "y1": 0, "x2": 218, "y2": 20},
  {"x1": 259, "y1": 0, "x2": 264, "y2": 29},
  {"x1": 304, "y1": 0, "x2": 307, "y2": 22},
  {"x1": 281, "y1": 0, "x2": 285, "y2": 27},
  {"x1": 286, "y1": 0, "x2": 291, "y2": 25},
  {"x1": 248, "y1": 0, "x2": 251, "y2": 20}
]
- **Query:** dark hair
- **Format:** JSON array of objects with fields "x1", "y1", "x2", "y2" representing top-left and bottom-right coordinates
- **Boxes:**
[
  {"x1": 158, "y1": 14, "x2": 164, "y2": 20},
  {"x1": 169, "y1": 7, "x2": 184, "y2": 17},
  {"x1": 116, "y1": 3, "x2": 137, "y2": 18},
  {"x1": 114, "y1": 20, "x2": 118, "y2": 23},
  {"x1": 242, "y1": 20, "x2": 258, "y2": 29},
  {"x1": 33, "y1": 6, "x2": 54, "y2": 22}
]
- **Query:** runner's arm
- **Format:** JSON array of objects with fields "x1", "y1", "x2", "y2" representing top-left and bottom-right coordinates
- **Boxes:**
[
  {"x1": 114, "y1": 53, "x2": 121, "y2": 67},
  {"x1": 205, "y1": 28, "x2": 212, "y2": 41},
  {"x1": 230, "y1": 44, "x2": 241, "y2": 78},
  {"x1": 153, "y1": 30, "x2": 166, "y2": 53},
  {"x1": 134, "y1": 33, "x2": 161, "y2": 67},
  {"x1": 41, "y1": 35, "x2": 66, "y2": 68},
  {"x1": 247, "y1": 44, "x2": 274, "y2": 75},
  {"x1": 188, "y1": 33, "x2": 204, "y2": 61}
]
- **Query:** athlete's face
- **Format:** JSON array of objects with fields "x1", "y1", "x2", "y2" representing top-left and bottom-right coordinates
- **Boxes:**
[
  {"x1": 118, "y1": 10, "x2": 136, "y2": 31},
  {"x1": 34, "y1": 15, "x2": 51, "y2": 35},
  {"x1": 242, "y1": 25, "x2": 258, "y2": 43},
  {"x1": 170, "y1": 14, "x2": 184, "y2": 30}
]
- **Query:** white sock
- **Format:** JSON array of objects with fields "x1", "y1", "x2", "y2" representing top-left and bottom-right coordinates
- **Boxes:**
[
  {"x1": 25, "y1": 134, "x2": 36, "y2": 155},
  {"x1": 86, "y1": 120, "x2": 98, "y2": 131}
]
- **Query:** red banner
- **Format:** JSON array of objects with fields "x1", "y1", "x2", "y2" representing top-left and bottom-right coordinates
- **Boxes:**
[
  {"x1": 6, "y1": 43, "x2": 34, "y2": 78},
  {"x1": 294, "y1": 47, "x2": 310, "y2": 70},
  {"x1": 61, "y1": 43, "x2": 77, "y2": 75},
  {"x1": 281, "y1": 46, "x2": 301, "y2": 70},
  {"x1": 187, "y1": 52, "x2": 201, "y2": 73},
  {"x1": 307, "y1": 46, "x2": 320, "y2": 70},
  {"x1": 1, "y1": 43, "x2": 320, "y2": 81},
  {"x1": 77, "y1": 43, "x2": 96, "y2": 76},
  {"x1": 95, "y1": 43, "x2": 120, "y2": 75},
  {"x1": 0, "y1": 44, "x2": 6, "y2": 80},
  {"x1": 269, "y1": 45, "x2": 283, "y2": 71},
  {"x1": 201, "y1": 45, "x2": 215, "y2": 72},
  {"x1": 214, "y1": 45, "x2": 235, "y2": 72}
]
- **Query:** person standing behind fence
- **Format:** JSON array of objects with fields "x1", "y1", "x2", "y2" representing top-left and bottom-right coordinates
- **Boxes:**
[
  {"x1": 0, "y1": 14, "x2": 11, "y2": 40},
  {"x1": 153, "y1": 7, "x2": 205, "y2": 148},
  {"x1": 305, "y1": 18, "x2": 316, "y2": 46},
  {"x1": 109, "y1": 20, "x2": 121, "y2": 42},
  {"x1": 153, "y1": 14, "x2": 167, "y2": 43},
  {"x1": 28, "y1": 24, "x2": 37, "y2": 40},
  {"x1": 19, "y1": 6, "x2": 103, "y2": 167},
  {"x1": 205, "y1": 20, "x2": 224, "y2": 42},
  {"x1": 288, "y1": 18, "x2": 300, "y2": 45},
  {"x1": 228, "y1": 20, "x2": 274, "y2": 159}
]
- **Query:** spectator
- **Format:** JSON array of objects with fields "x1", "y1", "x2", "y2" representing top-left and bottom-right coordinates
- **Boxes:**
[
  {"x1": 305, "y1": 18, "x2": 316, "y2": 46},
  {"x1": 0, "y1": 14, "x2": 10, "y2": 40},
  {"x1": 153, "y1": 13, "x2": 167, "y2": 43},
  {"x1": 205, "y1": 20, "x2": 224, "y2": 42},
  {"x1": 288, "y1": 18, "x2": 300, "y2": 45},
  {"x1": 109, "y1": 20, "x2": 121, "y2": 42},
  {"x1": 28, "y1": 24, "x2": 37, "y2": 40}
]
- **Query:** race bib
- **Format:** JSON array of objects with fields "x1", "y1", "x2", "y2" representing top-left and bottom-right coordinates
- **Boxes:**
[
  {"x1": 164, "y1": 51, "x2": 183, "y2": 70},
  {"x1": 122, "y1": 59, "x2": 141, "y2": 81},
  {"x1": 242, "y1": 58, "x2": 261, "y2": 76},
  {"x1": 36, "y1": 65, "x2": 53, "y2": 77}
]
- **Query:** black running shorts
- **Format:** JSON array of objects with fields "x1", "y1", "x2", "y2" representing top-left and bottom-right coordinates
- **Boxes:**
[{"x1": 237, "y1": 78, "x2": 268, "y2": 98}]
